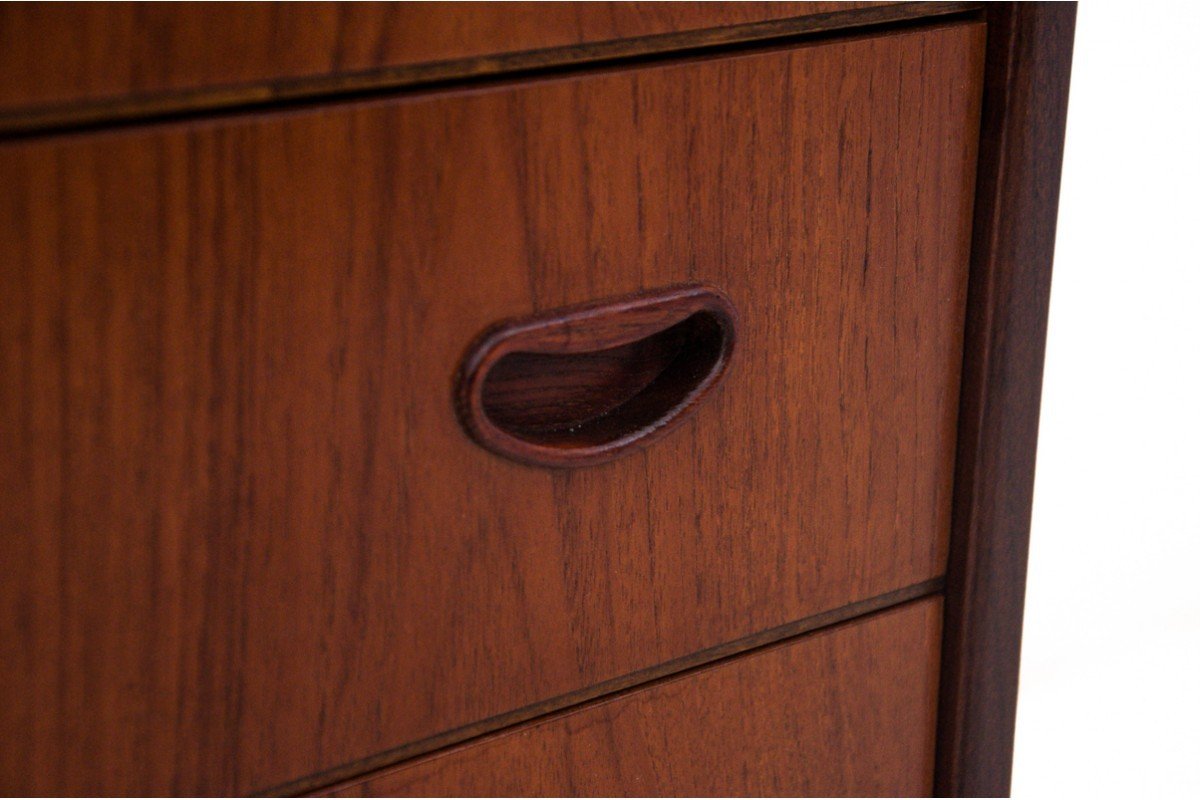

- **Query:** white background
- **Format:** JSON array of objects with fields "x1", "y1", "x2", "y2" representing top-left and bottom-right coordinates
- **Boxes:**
[{"x1": 1011, "y1": 1, "x2": 1200, "y2": 795}]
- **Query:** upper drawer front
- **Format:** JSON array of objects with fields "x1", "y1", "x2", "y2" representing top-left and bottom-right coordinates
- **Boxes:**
[
  {"x1": 0, "y1": 24, "x2": 983, "y2": 795},
  {"x1": 0, "y1": 2, "x2": 894, "y2": 117}
]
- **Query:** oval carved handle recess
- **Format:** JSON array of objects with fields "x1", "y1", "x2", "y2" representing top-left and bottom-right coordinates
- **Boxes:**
[{"x1": 456, "y1": 285, "x2": 738, "y2": 468}]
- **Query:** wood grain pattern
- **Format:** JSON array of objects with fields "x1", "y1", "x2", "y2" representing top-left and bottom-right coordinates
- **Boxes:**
[
  {"x1": 0, "y1": 24, "x2": 983, "y2": 795},
  {"x1": 0, "y1": 2, "x2": 889, "y2": 109},
  {"x1": 323, "y1": 597, "x2": 944, "y2": 797},
  {"x1": 935, "y1": 3, "x2": 1077, "y2": 796},
  {"x1": 0, "y1": 2, "x2": 984, "y2": 135},
  {"x1": 458, "y1": 285, "x2": 737, "y2": 467}
]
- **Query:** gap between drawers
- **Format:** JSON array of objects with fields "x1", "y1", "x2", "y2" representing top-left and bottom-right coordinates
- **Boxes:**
[
  {"x1": 268, "y1": 577, "x2": 945, "y2": 797},
  {"x1": 0, "y1": 3, "x2": 982, "y2": 141}
]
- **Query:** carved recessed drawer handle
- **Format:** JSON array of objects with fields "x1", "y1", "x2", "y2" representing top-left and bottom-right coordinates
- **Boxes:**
[{"x1": 456, "y1": 285, "x2": 738, "y2": 468}]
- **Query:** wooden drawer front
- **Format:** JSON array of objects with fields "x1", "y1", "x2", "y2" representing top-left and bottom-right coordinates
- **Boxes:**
[
  {"x1": 324, "y1": 597, "x2": 944, "y2": 797},
  {"x1": 0, "y1": 3, "x2": 906, "y2": 120},
  {"x1": 0, "y1": 24, "x2": 982, "y2": 795}
]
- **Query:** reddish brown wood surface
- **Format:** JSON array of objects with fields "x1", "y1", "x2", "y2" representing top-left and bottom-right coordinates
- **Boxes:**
[
  {"x1": 936, "y1": 3, "x2": 1077, "y2": 796},
  {"x1": 323, "y1": 597, "x2": 944, "y2": 797},
  {"x1": 0, "y1": 4, "x2": 989, "y2": 136},
  {"x1": 0, "y1": 24, "x2": 983, "y2": 795},
  {"x1": 0, "y1": 2, "x2": 898, "y2": 113}
]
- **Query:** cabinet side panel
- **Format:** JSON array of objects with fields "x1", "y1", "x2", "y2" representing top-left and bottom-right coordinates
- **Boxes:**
[{"x1": 936, "y1": 3, "x2": 1077, "y2": 796}]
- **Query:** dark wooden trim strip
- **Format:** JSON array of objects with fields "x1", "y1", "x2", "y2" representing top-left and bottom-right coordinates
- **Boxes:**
[
  {"x1": 0, "y1": 2, "x2": 980, "y2": 138},
  {"x1": 267, "y1": 578, "x2": 944, "y2": 797},
  {"x1": 936, "y1": 3, "x2": 1077, "y2": 796}
]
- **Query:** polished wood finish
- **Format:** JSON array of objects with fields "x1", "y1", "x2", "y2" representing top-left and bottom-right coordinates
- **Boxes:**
[
  {"x1": 0, "y1": 2, "x2": 974, "y2": 124},
  {"x1": 458, "y1": 284, "x2": 737, "y2": 468},
  {"x1": 0, "y1": 2, "x2": 878, "y2": 107},
  {"x1": 0, "y1": 2, "x2": 993, "y2": 135},
  {"x1": 323, "y1": 597, "x2": 944, "y2": 797},
  {"x1": 0, "y1": 22, "x2": 983, "y2": 795},
  {"x1": 296, "y1": 579, "x2": 942, "y2": 795},
  {"x1": 935, "y1": 4, "x2": 1077, "y2": 796}
]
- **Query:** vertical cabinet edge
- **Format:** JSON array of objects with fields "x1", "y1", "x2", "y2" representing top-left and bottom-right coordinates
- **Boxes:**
[{"x1": 936, "y1": 2, "x2": 1077, "y2": 796}]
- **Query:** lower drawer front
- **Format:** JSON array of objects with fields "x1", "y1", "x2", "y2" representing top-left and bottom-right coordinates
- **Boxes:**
[{"x1": 323, "y1": 597, "x2": 943, "y2": 797}]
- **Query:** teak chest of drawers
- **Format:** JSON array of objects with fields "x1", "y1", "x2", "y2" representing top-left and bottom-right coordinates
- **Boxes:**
[{"x1": 0, "y1": 3, "x2": 1075, "y2": 796}]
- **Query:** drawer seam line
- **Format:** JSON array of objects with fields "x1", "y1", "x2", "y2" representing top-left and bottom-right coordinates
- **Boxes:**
[
  {"x1": 0, "y1": 3, "x2": 982, "y2": 141},
  {"x1": 270, "y1": 577, "x2": 945, "y2": 797}
]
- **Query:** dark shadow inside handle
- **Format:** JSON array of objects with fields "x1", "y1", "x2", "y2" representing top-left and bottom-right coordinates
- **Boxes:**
[{"x1": 481, "y1": 311, "x2": 725, "y2": 448}]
